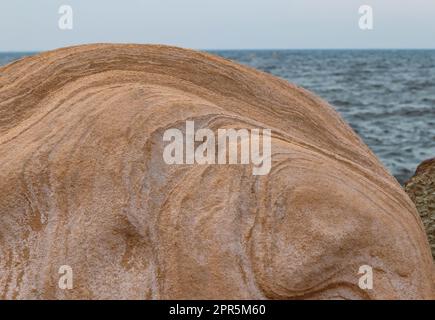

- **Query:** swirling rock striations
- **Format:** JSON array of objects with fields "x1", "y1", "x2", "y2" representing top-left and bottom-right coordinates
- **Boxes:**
[
  {"x1": 0, "y1": 44, "x2": 433, "y2": 299},
  {"x1": 405, "y1": 158, "x2": 435, "y2": 259}
]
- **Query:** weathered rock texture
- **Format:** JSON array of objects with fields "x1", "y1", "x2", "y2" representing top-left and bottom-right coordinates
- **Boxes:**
[
  {"x1": 0, "y1": 44, "x2": 433, "y2": 299},
  {"x1": 405, "y1": 158, "x2": 435, "y2": 259}
]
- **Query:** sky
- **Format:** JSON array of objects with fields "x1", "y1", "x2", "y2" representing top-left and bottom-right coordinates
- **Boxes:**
[{"x1": 1, "y1": 0, "x2": 435, "y2": 51}]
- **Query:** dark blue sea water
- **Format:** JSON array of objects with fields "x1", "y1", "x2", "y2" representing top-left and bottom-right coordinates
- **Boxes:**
[
  {"x1": 0, "y1": 52, "x2": 34, "y2": 66},
  {"x1": 1, "y1": 50, "x2": 435, "y2": 184}
]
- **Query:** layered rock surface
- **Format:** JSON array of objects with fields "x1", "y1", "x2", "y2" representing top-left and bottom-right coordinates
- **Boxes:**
[
  {"x1": 0, "y1": 44, "x2": 433, "y2": 299},
  {"x1": 405, "y1": 158, "x2": 435, "y2": 259}
]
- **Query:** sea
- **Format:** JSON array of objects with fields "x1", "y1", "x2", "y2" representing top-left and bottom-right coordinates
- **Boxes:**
[{"x1": 1, "y1": 50, "x2": 435, "y2": 184}]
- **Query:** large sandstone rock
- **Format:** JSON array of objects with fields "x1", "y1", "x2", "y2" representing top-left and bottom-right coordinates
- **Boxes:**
[
  {"x1": 405, "y1": 158, "x2": 435, "y2": 259},
  {"x1": 0, "y1": 44, "x2": 433, "y2": 299}
]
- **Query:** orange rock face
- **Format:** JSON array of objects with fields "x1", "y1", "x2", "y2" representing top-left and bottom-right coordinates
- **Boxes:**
[
  {"x1": 0, "y1": 44, "x2": 433, "y2": 299},
  {"x1": 405, "y1": 158, "x2": 435, "y2": 259}
]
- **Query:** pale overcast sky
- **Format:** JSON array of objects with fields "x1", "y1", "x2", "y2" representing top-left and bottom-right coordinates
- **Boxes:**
[{"x1": 1, "y1": 0, "x2": 434, "y2": 51}]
